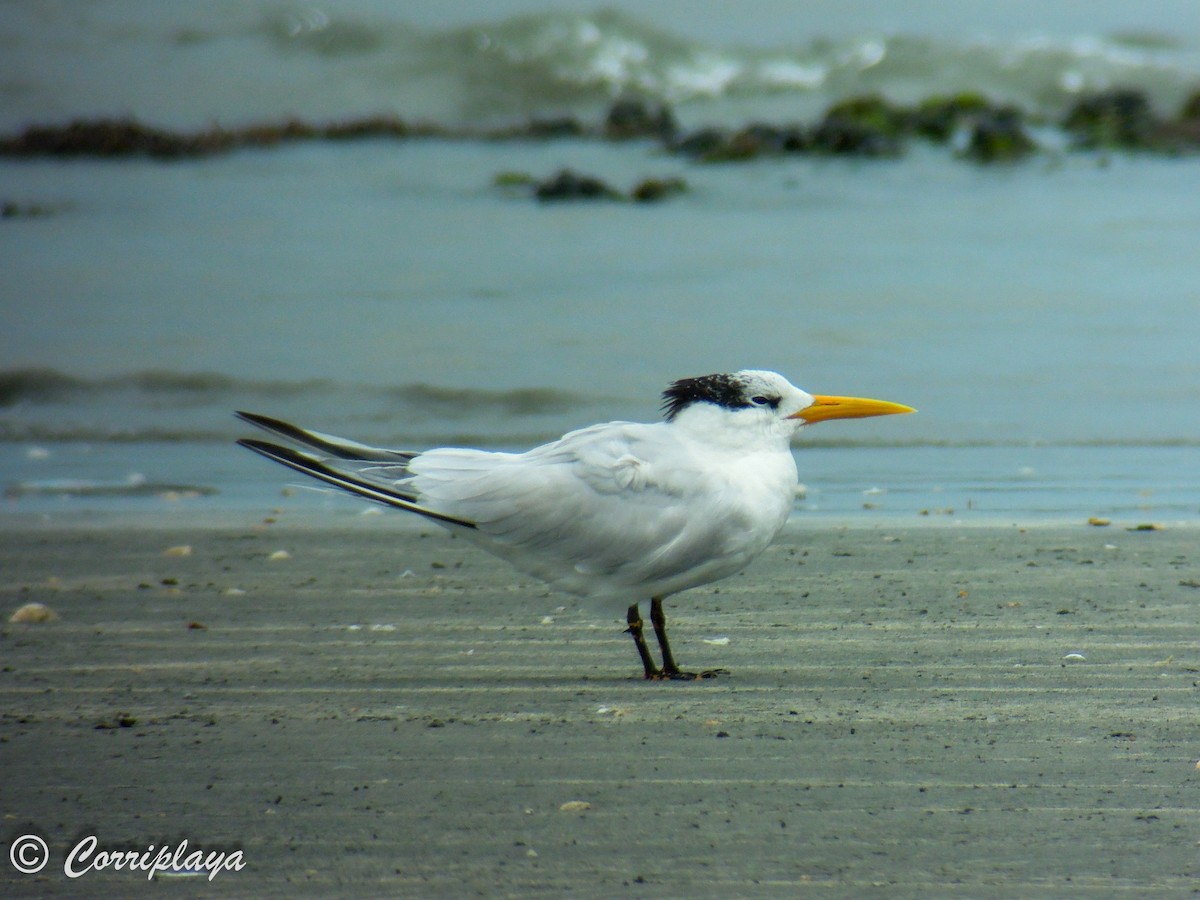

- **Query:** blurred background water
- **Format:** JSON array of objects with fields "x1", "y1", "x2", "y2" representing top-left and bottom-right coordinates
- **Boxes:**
[{"x1": 1, "y1": 1, "x2": 1198, "y2": 523}]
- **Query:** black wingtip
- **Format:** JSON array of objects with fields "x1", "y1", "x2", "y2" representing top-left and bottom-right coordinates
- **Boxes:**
[
  {"x1": 236, "y1": 410, "x2": 292, "y2": 433},
  {"x1": 236, "y1": 436, "x2": 279, "y2": 455},
  {"x1": 236, "y1": 438, "x2": 311, "y2": 470},
  {"x1": 235, "y1": 438, "x2": 476, "y2": 530},
  {"x1": 236, "y1": 410, "x2": 338, "y2": 454}
]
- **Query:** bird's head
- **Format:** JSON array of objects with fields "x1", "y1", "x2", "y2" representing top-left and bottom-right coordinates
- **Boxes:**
[{"x1": 661, "y1": 370, "x2": 914, "y2": 439}]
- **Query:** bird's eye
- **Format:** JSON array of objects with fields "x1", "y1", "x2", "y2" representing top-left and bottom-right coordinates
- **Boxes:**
[{"x1": 751, "y1": 395, "x2": 779, "y2": 408}]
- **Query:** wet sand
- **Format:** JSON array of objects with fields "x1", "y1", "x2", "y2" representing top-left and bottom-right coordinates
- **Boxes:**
[{"x1": 2, "y1": 516, "x2": 1199, "y2": 896}]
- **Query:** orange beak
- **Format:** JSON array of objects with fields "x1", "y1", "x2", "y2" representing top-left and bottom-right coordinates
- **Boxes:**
[{"x1": 790, "y1": 394, "x2": 916, "y2": 424}]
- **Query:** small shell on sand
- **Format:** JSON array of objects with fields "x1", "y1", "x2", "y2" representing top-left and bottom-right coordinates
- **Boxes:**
[
  {"x1": 267, "y1": 550, "x2": 291, "y2": 560},
  {"x1": 9, "y1": 602, "x2": 58, "y2": 623},
  {"x1": 163, "y1": 544, "x2": 193, "y2": 557},
  {"x1": 559, "y1": 801, "x2": 592, "y2": 812}
]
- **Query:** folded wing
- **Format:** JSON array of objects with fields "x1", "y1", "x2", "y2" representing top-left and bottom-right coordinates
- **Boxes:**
[
  {"x1": 236, "y1": 414, "x2": 759, "y2": 599},
  {"x1": 407, "y1": 422, "x2": 748, "y2": 596}
]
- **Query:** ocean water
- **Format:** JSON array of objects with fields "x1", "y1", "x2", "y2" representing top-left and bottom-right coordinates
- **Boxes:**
[{"x1": 1, "y1": 2, "x2": 1199, "y2": 524}]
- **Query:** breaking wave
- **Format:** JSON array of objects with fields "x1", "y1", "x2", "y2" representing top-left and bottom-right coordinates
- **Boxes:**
[
  {"x1": 427, "y1": 12, "x2": 1200, "y2": 118},
  {"x1": 4, "y1": 6, "x2": 1200, "y2": 130},
  {"x1": 1, "y1": 368, "x2": 1197, "y2": 449},
  {"x1": 0, "y1": 368, "x2": 592, "y2": 444},
  {"x1": 257, "y1": 9, "x2": 1200, "y2": 119},
  {"x1": 0, "y1": 368, "x2": 581, "y2": 412}
]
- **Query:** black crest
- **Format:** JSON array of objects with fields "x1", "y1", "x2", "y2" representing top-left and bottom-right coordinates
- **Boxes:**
[{"x1": 661, "y1": 373, "x2": 754, "y2": 421}]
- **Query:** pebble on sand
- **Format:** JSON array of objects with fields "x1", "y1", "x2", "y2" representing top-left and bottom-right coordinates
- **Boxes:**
[{"x1": 9, "y1": 602, "x2": 58, "y2": 623}]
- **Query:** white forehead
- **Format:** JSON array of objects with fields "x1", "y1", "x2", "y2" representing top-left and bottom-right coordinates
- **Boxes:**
[
  {"x1": 734, "y1": 370, "x2": 798, "y2": 394},
  {"x1": 734, "y1": 370, "x2": 815, "y2": 411}
]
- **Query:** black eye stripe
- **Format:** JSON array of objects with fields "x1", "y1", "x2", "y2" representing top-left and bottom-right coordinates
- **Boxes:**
[{"x1": 661, "y1": 374, "x2": 784, "y2": 420}]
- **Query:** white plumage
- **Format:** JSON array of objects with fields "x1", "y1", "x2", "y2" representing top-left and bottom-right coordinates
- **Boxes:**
[{"x1": 238, "y1": 370, "x2": 912, "y2": 679}]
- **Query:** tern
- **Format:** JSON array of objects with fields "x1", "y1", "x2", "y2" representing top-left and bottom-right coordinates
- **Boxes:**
[{"x1": 237, "y1": 371, "x2": 913, "y2": 679}]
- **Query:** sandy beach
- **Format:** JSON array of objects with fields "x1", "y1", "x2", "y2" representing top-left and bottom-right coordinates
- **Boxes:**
[
  {"x1": 6, "y1": 3, "x2": 1200, "y2": 896},
  {"x1": 2, "y1": 515, "x2": 1198, "y2": 896}
]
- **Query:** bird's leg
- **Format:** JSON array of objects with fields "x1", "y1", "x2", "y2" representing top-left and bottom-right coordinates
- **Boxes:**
[
  {"x1": 650, "y1": 596, "x2": 727, "y2": 680},
  {"x1": 626, "y1": 603, "x2": 661, "y2": 679},
  {"x1": 649, "y1": 596, "x2": 685, "y2": 677}
]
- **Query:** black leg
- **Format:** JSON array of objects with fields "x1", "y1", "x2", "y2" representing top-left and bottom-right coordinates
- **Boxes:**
[
  {"x1": 650, "y1": 596, "x2": 684, "y2": 676},
  {"x1": 650, "y1": 596, "x2": 728, "y2": 681},
  {"x1": 626, "y1": 603, "x2": 661, "y2": 679}
]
